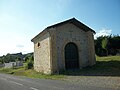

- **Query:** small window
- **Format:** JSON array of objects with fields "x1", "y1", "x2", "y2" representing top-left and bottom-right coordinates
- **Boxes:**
[{"x1": 37, "y1": 42, "x2": 40, "y2": 47}]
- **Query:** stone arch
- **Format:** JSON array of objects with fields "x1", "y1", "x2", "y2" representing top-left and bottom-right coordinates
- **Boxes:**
[{"x1": 64, "y1": 42, "x2": 79, "y2": 69}]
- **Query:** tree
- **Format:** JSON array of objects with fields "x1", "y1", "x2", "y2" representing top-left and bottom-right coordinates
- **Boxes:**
[
  {"x1": 0, "y1": 57, "x2": 4, "y2": 64},
  {"x1": 95, "y1": 35, "x2": 120, "y2": 56},
  {"x1": 102, "y1": 37, "x2": 108, "y2": 56},
  {"x1": 95, "y1": 36, "x2": 105, "y2": 56}
]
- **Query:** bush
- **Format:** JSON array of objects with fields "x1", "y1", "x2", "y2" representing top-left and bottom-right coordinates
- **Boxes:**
[
  {"x1": 25, "y1": 61, "x2": 33, "y2": 69},
  {"x1": 25, "y1": 56, "x2": 34, "y2": 69},
  {"x1": 28, "y1": 61, "x2": 33, "y2": 69}
]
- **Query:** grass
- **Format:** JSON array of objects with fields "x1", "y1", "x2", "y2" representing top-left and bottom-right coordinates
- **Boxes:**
[
  {"x1": 60, "y1": 56, "x2": 120, "y2": 76},
  {"x1": 0, "y1": 56, "x2": 120, "y2": 79},
  {"x1": 96, "y1": 55, "x2": 120, "y2": 61},
  {"x1": 0, "y1": 67, "x2": 64, "y2": 80}
]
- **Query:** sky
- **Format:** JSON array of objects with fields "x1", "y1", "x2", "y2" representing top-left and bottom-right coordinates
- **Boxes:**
[{"x1": 0, "y1": 0, "x2": 120, "y2": 56}]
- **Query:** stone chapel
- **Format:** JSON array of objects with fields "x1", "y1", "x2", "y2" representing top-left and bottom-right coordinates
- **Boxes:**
[{"x1": 31, "y1": 18, "x2": 96, "y2": 74}]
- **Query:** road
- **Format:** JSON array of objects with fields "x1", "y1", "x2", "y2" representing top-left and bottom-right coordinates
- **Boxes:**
[{"x1": 0, "y1": 73, "x2": 118, "y2": 90}]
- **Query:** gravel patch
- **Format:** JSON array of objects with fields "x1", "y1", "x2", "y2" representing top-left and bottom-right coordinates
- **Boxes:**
[{"x1": 64, "y1": 76, "x2": 120, "y2": 89}]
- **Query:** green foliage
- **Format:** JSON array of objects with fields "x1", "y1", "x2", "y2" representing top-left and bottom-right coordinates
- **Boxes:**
[
  {"x1": 95, "y1": 35, "x2": 120, "y2": 56},
  {"x1": 4, "y1": 54, "x2": 16, "y2": 62},
  {"x1": 95, "y1": 36, "x2": 105, "y2": 56},
  {"x1": 102, "y1": 37, "x2": 108, "y2": 55},
  {"x1": 0, "y1": 57, "x2": 4, "y2": 64},
  {"x1": 0, "y1": 52, "x2": 33, "y2": 63},
  {"x1": 102, "y1": 38, "x2": 108, "y2": 49},
  {"x1": 16, "y1": 57, "x2": 22, "y2": 61},
  {"x1": 25, "y1": 56, "x2": 34, "y2": 69},
  {"x1": 25, "y1": 61, "x2": 33, "y2": 69},
  {"x1": 24, "y1": 56, "x2": 29, "y2": 62}
]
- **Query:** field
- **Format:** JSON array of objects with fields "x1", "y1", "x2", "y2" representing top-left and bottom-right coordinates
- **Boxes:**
[{"x1": 0, "y1": 56, "x2": 120, "y2": 79}]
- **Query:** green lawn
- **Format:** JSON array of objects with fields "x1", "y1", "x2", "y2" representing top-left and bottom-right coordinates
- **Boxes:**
[
  {"x1": 60, "y1": 56, "x2": 120, "y2": 76},
  {"x1": 0, "y1": 56, "x2": 120, "y2": 79}
]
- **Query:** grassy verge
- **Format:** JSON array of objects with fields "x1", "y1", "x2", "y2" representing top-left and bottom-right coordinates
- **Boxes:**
[{"x1": 0, "y1": 67, "x2": 64, "y2": 79}]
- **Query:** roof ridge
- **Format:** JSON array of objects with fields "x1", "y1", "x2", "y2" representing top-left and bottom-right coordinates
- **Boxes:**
[
  {"x1": 46, "y1": 18, "x2": 76, "y2": 29},
  {"x1": 46, "y1": 18, "x2": 95, "y2": 33}
]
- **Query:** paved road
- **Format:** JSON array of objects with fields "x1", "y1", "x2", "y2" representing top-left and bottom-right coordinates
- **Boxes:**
[{"x1": 0, "y1": 73, "x2": 117, "y2": 90}]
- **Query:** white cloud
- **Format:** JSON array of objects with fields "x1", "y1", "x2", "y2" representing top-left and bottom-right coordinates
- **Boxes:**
[
  {"x1": 94, "y1": 28, "x2": 112, "y2": 39},
  {"x1": 16, "y1": 44, "x2": 24, "y2": 48}
]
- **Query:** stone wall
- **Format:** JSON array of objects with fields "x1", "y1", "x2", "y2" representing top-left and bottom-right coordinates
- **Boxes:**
[
  {"x1": 48, "y1": 28, "x2": 58, "y2": 73},
  {"x1": 34, "y1": 32, "x2": 52, "y2": 74},
  {"x1": 87, "y1": 31, "x2": 96, "y2": 65}
]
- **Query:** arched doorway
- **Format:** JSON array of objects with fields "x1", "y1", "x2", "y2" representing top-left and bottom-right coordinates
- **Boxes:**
[{"x1": 65, "y1": 42, "x2": 79, "y2": 69}]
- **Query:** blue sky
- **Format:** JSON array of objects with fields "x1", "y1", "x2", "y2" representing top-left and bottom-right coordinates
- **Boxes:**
[{"x1": 0, "y1": 0, "x2": 120, "y2": 56}]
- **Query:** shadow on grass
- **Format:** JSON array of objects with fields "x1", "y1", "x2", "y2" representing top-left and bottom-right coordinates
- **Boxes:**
[{"x1": 60, "y1": 60, "x2": 120, "y2": 76}]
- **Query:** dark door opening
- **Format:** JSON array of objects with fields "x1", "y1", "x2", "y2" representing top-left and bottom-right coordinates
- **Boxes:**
[{"x1": 65, "y1": 42, "x2": 79, "y2": 69}]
